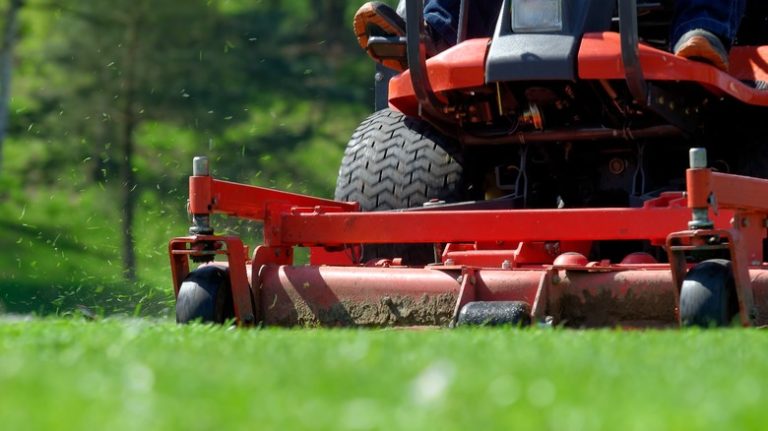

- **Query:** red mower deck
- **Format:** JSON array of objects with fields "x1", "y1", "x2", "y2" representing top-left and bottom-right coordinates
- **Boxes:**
[{"x1": 169, "y1": 151, "x2": 768, "y2": 328}]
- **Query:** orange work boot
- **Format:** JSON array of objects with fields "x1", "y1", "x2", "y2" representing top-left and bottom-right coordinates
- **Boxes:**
[
  {"x1": 353, "y1": 2, "x2": 407, "y2": 71},
  {"x1": 673, "y1": 29, "x2": 730, "y2": 72}
]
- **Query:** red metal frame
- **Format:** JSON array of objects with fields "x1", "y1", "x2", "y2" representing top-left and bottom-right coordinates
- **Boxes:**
[
  {"x1": 171, "y1": 161, "x2": 768, "y2": 327},
  {"x1": 388, "y1": 32, "x2": 768, "y2": 115},
  {"x1": 186, "y1": 174, "x2": 736, "y2": 250},
  {"x1": 189, "y1": 176, "x2": 358, "y2": 219},
  {"x1": 274, "y1": 206, "x2": 724, "y2": 247},
  {"x1": 388, "y1": 38, "x2": 489, "y2": 114},
  {"x1": 579, "y1": 32, "x2": 768, "y2": 106}
]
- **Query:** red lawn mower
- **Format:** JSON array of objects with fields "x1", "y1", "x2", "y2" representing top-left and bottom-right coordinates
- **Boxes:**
[{"x1": 170, "y1": 0, "x2": 768, "y2": 328}]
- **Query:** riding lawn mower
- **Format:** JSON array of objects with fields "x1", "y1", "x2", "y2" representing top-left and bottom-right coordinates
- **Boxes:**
[{"x1": 169, "y1": 0, "x2": 768, "y2": 328}]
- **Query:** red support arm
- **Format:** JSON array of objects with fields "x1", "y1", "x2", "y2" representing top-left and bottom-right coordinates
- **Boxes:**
[
  {"x1": 189, "y1": 176, "x2": 358, "y2": 220},
  {"x1": 688, "y1": 168, "x2": 768, "y2": 213}
]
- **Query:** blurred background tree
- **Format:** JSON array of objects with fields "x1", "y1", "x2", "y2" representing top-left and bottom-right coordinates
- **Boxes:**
[
  {"x1": 0, "y1": 0, "x2": 393, "y2": 315},
  {"x1": 0, "y1": 0, "x2": 23, "y2": 173}
]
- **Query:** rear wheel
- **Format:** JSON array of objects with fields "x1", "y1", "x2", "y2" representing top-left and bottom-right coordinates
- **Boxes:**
[
  {"x1": 176, "y1": 265, "x2": 235, "y2": 324},
  {"x1": 335, "y1": 108, "x2": 465, "y2": 264},
  {"x1": 679, "y1": 259, "x2": 739, "y2": 327}
]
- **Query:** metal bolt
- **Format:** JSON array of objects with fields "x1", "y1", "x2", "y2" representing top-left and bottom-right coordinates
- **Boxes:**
[
  {"x1": 689, "y1": 148, "x2": 707, "y2": 169},
  {"x1": 501, "y1": 260, "x2": 511, "y2": 270},
  {"x1": 375, "y1": 72, "x2": 383, "y2": 82},
  {"x1": 689, "y1": 208, "x2": 713, "y2": 230},
  {"x1": 193, "y1": 156, "x2": 210, "y2": 176},
  {"x1": 608, "y1": 158, "x2": 626, "y2": 175},
  {"x1": 445, "y1": 259, "x2": 455, "y2": 266},
  {"x1": 707, "y1": 193, "x2": 719, "y2": 216}
]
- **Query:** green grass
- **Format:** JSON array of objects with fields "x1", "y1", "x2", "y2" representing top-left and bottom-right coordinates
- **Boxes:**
[
  {"x1": 0, "y1": 183, "x2": 179, "y2": 316},
  {"x1": 0, "y1": 320, "x2": 766, "y2": 431}
]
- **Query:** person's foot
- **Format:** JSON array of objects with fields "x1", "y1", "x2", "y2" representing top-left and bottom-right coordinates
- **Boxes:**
[
  {"x1": 673, "y1": 29, "x2": 730, "y2": 72},
  {"x1": 353, "y1": 2, "x2": 407, "y2": 71}
]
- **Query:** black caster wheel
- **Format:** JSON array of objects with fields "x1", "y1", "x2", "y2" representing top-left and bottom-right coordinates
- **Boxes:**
[
  {"x1": 176, "y1": 265, "x2": 235, "y2": 324},
  {"x1": 680, "y1": 259, "x2": 739, "y2": 327}
]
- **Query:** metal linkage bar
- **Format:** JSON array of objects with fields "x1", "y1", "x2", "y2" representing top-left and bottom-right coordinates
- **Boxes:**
[
  {"x1": 618, "y1": 0, "x2": 648, "y2": 105},
  {"x1": 271, "y1": 206, "x2": 734, "y2": 247},
  {"x1": 404, "y1": 0, "x2": 446, "y2": 117},
  {"x1": 189, "y1": 175, "x2": 358, "y2": 220}
]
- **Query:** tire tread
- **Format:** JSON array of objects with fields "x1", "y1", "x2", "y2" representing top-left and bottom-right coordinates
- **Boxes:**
[{"x1": 334, "y1": 109, "x2": 464, "y2": 263}]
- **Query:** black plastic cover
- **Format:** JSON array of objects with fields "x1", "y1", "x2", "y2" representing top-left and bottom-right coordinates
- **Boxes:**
[{"x1": 486, "y1": 0, "x2": 615, "y2": 82}]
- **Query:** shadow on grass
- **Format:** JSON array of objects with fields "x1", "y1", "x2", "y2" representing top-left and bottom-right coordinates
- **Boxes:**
[
  {"x1": 0, "y1": 279, "x2": 174, "y2": 318},
  {"x1": 0, "y1": 219, "x2": 93, "y2": 255}
]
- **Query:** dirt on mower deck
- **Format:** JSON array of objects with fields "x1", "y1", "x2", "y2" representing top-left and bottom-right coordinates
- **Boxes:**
[
  {"x1": 264, "y1": 292, "x2": 457, "y2": 327},
  {"x1": 558, "y1": 286, "x2": 678, "y2": 328}
]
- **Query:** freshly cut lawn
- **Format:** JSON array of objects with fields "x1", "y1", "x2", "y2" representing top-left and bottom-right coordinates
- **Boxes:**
[{"x1": 0, "y1": 320, "x2": 765, "y2": 431}]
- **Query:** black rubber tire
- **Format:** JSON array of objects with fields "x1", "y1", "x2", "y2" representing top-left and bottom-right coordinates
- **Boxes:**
[
  {"x1": 334, "y1": 108, "x2": 464, "y2": 264},
  {"x1": 680, "y1": 259, "x2": 740, "y2": 327},
  {"x1": 176, "y1": 265, "x2": 235, "y2": 324}
]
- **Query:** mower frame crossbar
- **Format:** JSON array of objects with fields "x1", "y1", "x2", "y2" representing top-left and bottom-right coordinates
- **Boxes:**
[
  {"x1": 187, "y1": 175, "x2": 727, "y2": 248},
  {"x1": 275, "y1": 206, "x2": 713, "y2": 247}
]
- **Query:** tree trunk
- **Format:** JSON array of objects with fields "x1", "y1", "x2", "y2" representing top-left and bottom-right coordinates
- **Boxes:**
[
  {"x1": 320, "y1": 0, "x2": 346, "y2": 46},
  {"x1": 120, "y1": 15, "x2": 140, "y2": 282},
  {"x1": 0, "y1": 0, "x2": 24, "y2": 175}
]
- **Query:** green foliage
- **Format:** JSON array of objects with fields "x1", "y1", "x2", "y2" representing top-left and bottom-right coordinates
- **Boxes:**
[
  {"x1": 0, "y1": 183, "x2": 174, "y2": 316},
  {"x1": 11, "y1": 0, "x2": 376, "y2": 192},
  {"x1": 1, "y1": 321, "x2": 767, "y2": 430},
  {"x1": 2, "y1": 0, "x2": 377, "y2": 313}
]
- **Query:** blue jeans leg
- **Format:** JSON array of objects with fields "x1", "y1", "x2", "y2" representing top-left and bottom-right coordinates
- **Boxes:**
[
  {"x1": 424, "y1": 0, "x2": 501, "y2": 46},
  {"x1": 424, "y1": 0, "x2": 460, "y2": 45},
  {"x1": 672, "y1": 0, "x2": 746, "y2": 48}
]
